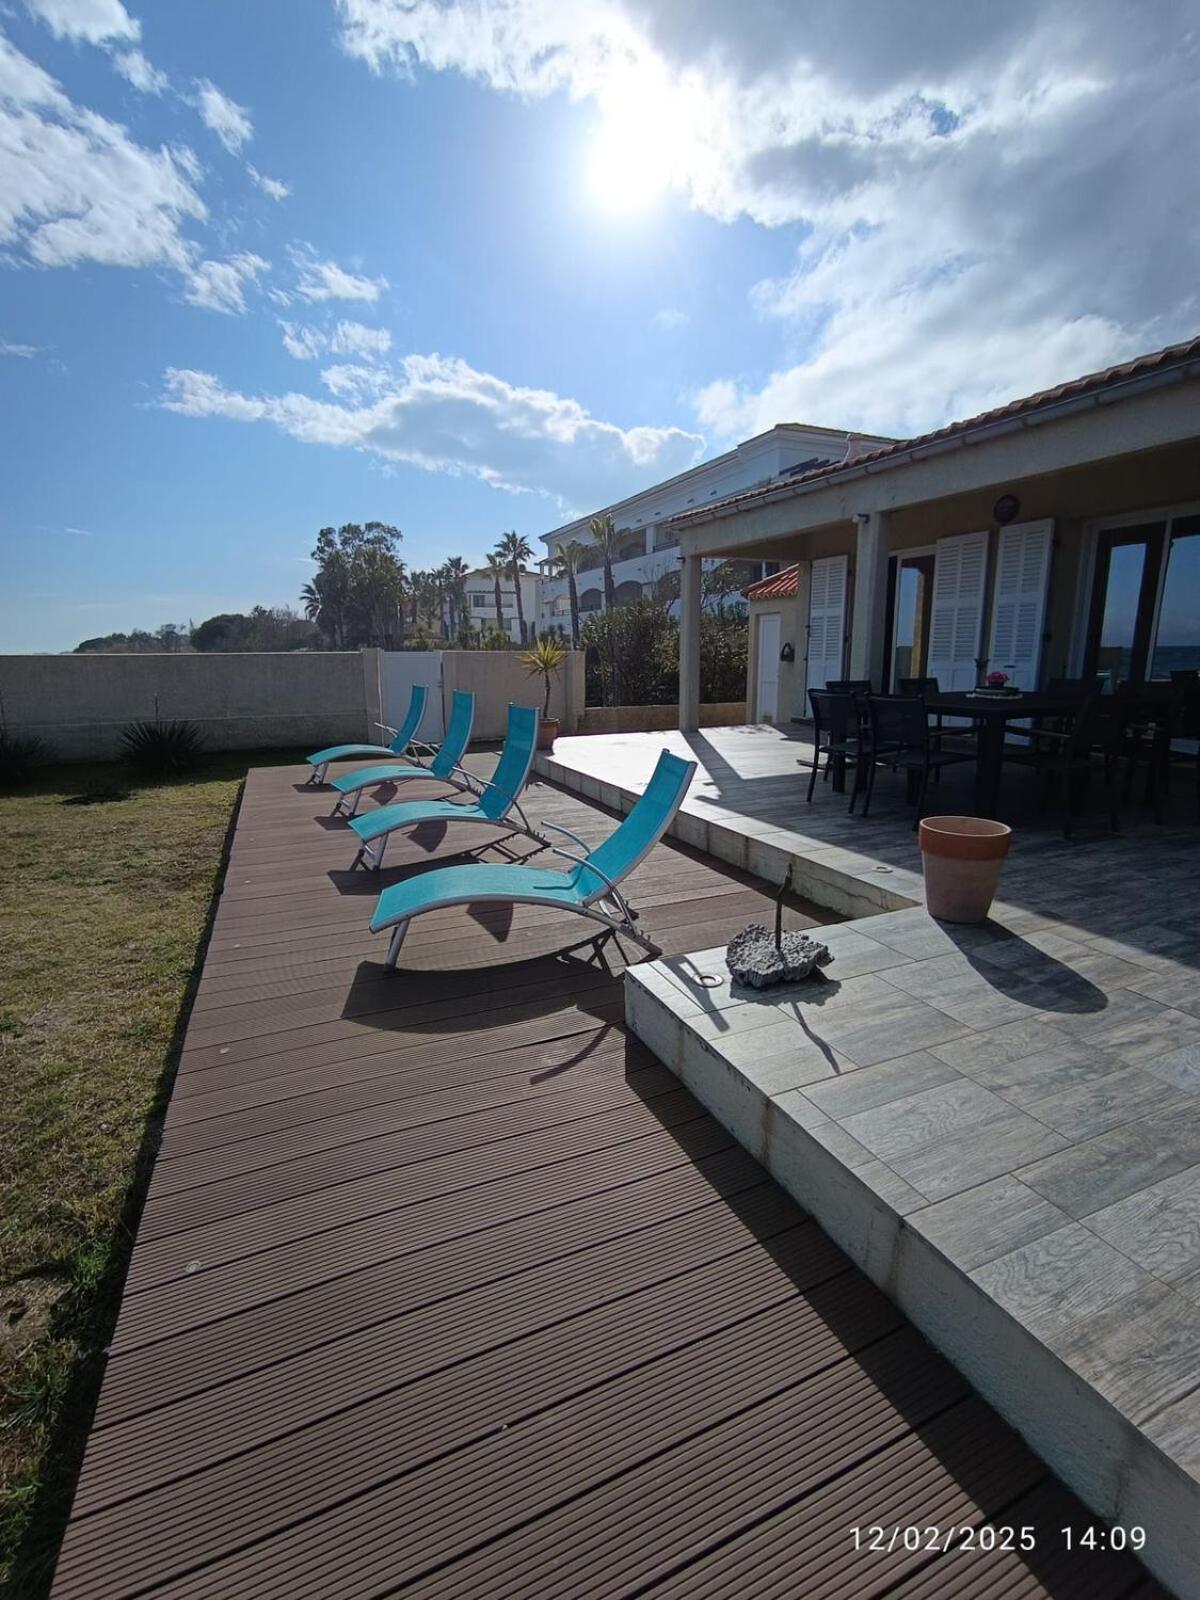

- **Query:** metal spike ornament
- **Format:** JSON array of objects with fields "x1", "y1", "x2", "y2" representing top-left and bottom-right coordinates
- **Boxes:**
[{"x1": 725, "y1": 864, "x2": 833, "y2": 990}]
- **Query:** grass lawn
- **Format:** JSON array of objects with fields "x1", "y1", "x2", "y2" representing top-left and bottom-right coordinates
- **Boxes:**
[{"x1": 0, "y1": 750, "x2": 303, "y2": 1597}]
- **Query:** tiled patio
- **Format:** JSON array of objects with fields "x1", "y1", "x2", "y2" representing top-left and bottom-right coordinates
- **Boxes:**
[{"x1": 538, "y1": 723, "x2": 1200, "y2": 1598}]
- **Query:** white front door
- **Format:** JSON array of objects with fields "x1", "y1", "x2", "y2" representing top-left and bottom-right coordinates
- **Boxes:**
[
  {"x1": 987, "y1": 520, "x2": 1054, "y2": 689},
  {"x1": 756, "y1": 612, "x2": 781, "y2": 722},
  {"x1": 927, "y1": 531, "x2": 989, "y2": 691},
  {"x1": 807, "y1": 554, "x2": 848, "y2": 689}
]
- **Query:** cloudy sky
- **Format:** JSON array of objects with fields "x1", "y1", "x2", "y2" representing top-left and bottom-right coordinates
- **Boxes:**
[{"x1": 2, "y1": 0, "x2": 1197, "y2": 650}]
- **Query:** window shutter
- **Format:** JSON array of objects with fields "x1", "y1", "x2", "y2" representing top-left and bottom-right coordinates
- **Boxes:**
[
  {"x1": 806, "y1": 554, "x2": 848, "y2": 689},
  {"x1": 987, "y1": 520, "x2": 1053, "y2": 690},
  {"x1": 928, "y1": 531, "x2": 989, "y2": 690}
]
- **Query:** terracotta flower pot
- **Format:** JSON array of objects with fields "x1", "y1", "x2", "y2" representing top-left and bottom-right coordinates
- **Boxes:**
[
  {"x1": 537, "y1": 716, "x2": 559, "y2": 751},
  {"x1": 919, "y1": 815, "x2": 1012, "y2": 924}
]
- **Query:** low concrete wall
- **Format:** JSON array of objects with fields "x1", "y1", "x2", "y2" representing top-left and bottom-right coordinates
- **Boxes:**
[
  {"x1": 443, "y1": 650, "x2": 585, "y2": 741},
  {"x1": 0, "y1": 651, "x2": 382, "y2": 762},
  {"x1": 578, "y1": 701, "x2": 747, "y2": 735}
]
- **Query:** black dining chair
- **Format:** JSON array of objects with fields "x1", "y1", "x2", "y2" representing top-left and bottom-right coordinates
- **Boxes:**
[
  {"x1": 857, "y1": 695, "x2": 974, "y2": 828},
  {"x1": 1046, "y1": 676, "x2": 1102, "y2": 696},
  {"x1": 1003, "y1": 696, "x2": 1121, "y2": 838},
  {"x1": 803, "y1": 690, "x2": 862, "y2": 803},
  {"x1": 899, "y1": 676, "x2": 939, "y2": 696},
  {"x1": 826, "y1": 679, "x2": 872, "y2": 694}
]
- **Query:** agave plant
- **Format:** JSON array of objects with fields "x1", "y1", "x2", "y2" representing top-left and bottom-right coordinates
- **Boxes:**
[
  {"x1": 119, "y1": 718, "x2": 204, "y2": 778},
  {"x1": 0, "y1": 729, "x2": 48, "y2": 789}
]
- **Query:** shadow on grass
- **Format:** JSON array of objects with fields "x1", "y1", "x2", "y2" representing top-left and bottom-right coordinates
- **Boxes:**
[{"x1": 6, "y1": 775, "x2": 249, "y2": 1598}]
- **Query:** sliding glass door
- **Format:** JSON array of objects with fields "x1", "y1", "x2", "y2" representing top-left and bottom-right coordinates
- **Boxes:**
[{"x1": 1084, "y1": 510, "x2": 1199, "y2": 687}]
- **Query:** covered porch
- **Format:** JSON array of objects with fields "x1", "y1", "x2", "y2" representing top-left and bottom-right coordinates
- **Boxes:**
[{"x1": 671, "y1": 339, "x2": 1200, "y2": 730}]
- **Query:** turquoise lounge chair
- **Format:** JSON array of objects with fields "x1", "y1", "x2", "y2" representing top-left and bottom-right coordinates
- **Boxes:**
[
  {"x1": 346, "y1": 703, "x2": 539, "y2": 871},
  {"x1": 369, "y1": 748, "x2": 696, "y2": 967},
  {"x1": 306, "y1": 683, "x2": 430, "y2": 784},
  {"x1": 329, "y1": 691, "x2": 476, "y2": 817}
]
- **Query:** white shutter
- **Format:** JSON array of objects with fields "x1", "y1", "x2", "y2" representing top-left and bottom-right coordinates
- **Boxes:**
[
  {"x1": 928, "y1": 531, "x2": 988, "y2": 691},
  {"x1": 807, "y1": 554, "x2": 848, "y2": 689},
  {"x1": 987, "y1": 520, "x2": 1053, "y2": 690}
]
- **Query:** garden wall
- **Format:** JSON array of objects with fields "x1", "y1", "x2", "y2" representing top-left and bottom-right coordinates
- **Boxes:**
[
  {"x1": 0, "y1": 647, "x2": 588, "y2": 762},
  {"x1": 578, "y1": 702, "x2": 747, "y2": 734},
  {"x1": 0, "y1": 651, "x2": 383, "y2": 762}
]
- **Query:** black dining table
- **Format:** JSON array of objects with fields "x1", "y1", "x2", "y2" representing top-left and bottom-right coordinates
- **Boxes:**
[{"x1": 927, "y1": 691, "x2": 1086, "y2": 816}]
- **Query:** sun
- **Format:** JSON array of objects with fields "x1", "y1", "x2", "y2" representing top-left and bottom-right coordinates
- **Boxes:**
[{"x1": 587, "y1": 73, "x2": 692, "y2": 213}]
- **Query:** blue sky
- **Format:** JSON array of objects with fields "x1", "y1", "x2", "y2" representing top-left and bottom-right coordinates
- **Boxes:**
[{"x1": 3, "y1": 0, "x2": 1196, "y2": 651}]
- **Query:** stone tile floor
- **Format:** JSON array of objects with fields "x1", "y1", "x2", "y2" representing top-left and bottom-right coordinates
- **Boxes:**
[{"x1": 543, "y1": 723, "x2": 1200, "y2": 1594}]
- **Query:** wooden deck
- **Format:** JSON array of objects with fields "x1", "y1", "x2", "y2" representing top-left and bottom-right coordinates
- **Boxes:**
[{"x1": 51, "y1": 760, "x2": 1160, "y2": 1599}]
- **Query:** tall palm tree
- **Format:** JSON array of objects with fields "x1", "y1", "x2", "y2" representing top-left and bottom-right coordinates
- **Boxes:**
[
  {"x1": 588, "y1": 513, "x2": 623, "y2": 704},
  {"x1": 588, "y1": 514, "x2": 621, "y2": 613},
  {"x1": 484, "y1": 552, "x2": 509, "y2": 636},
  {"x1": 551, "y1": 538, "x2": 587, "y2": 647},
  {"x1": 442, "y1": 556, "x2": 470, "y2": 638},
  {"x1": 495, "y1": 530, "x2": 533, "y2": 644}
]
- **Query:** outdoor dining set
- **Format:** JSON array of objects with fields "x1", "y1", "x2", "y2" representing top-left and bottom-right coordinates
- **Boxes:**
[{"x1": 803, "y1": 671, "x2": 1200, "y2": 835}]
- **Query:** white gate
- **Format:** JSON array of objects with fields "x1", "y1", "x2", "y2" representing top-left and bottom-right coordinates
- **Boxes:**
[
  {"x1": 381, "y1": 651, "x2": 445, "y2": 739},
  {"x1": 928, "y1": 531, "x2": 989, "y2": 691},
  {"x1": 987, "y1": 520, "x2": 1053, "y2": 690}
]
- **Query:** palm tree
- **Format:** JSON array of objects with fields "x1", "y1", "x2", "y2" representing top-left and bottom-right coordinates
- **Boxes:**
[
  {"x1": 442, "y1": 556, "x2": 470, "y2": 638},
  {"x1": 494, "y1": 531, "x2": 533, "y2": 644},
  {"x1": 588, "y1": 515, "x2": 622, "y2": 613},
  {"x1": 588, "y1": 514, "x2": 623, "y2": 703},
  {"x1": 484, "y1": 552, "x2": 509, "y2": 636},
  {"x1": 551, "y1": 538, "x2": 587, "y2": 647}
]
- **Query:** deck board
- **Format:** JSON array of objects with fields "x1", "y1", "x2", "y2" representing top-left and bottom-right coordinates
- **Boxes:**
[{"x1": 50, "y1": 761, "x2": 1157, "y2": 1599}]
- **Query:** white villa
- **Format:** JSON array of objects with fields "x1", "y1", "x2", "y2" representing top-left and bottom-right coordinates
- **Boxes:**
[
  {"x1": 535, "y1": 423, "x2": 889, "y2": 632},
  {"x1": 451, "y1": 567, "x2": 541, "y2": 643}
]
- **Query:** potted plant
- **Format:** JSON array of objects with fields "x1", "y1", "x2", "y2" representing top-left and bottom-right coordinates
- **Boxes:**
[
  {"x1": 919, "y1": 815, "x2": 1012, "y2": 923},
  {"x1": 521, "y1": 637, "x2": 567, "y2": 749}
]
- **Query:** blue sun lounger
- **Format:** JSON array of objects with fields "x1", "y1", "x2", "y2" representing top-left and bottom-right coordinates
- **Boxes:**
[
  {"x1": 329, "y1": 691, "x2": 476, "y2": 817},
  {"x1": 368, "y1": 748, "x2": 696, "y2": 967},
  {"x1": 306, "y1": 683, "x2": 430, "y2": 784},
  {"x1": 346, "y1": 703, "x2": 539, "y2": 871}
]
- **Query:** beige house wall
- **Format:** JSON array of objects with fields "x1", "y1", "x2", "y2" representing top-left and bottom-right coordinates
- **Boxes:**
[
  {"x1": 441, "y1": 648, "x2": 584, "y2": 740},
  {"x1": 729, "y1": 435, "x2": 1200, "y2": 705}
]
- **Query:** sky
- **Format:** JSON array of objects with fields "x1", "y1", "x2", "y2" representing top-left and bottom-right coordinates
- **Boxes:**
[{"x1": 2, "y1": 0, "x2": 1197, "y2": 652}]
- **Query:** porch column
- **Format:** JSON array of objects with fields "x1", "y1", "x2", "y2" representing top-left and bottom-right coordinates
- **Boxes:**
[
  {"x1": 678, "y1": 552, "x2": 702, "y2": 729},
  {"x1": 848, "y1": 511, "x2": 891, "y2": 687}
]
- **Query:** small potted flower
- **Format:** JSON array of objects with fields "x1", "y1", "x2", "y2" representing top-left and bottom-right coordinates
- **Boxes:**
[
  {"x1": 521, "y1": 637, "x2": 567, "y2": 749},
  {"x1": 986, "y1": 670, "x2": 1009, "y2": 689}
]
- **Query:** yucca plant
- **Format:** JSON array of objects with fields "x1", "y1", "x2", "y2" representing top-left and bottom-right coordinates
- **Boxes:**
[
  {"x1": 0, "y1": 729, "x2": 48, "y2": 788},
  {"x1": 520, "y1": 637, "x2": 567, "y2": 717},
  {"x1": 119, "y1": 717, "x2": 204, "y2": 778}
]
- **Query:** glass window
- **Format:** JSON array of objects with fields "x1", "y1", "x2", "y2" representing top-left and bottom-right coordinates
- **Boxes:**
[{"x1": 1150, "y1": 516, "x2": 1200, "y2": 679}]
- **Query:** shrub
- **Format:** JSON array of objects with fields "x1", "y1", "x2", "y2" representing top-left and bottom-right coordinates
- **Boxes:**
[
  {"x1": 119, "y1": 718, "x2": 204, "y2": 778},
  {"x1": 0, "y1": 730, "x2": 48, "y2": 788},
  {"x1": 582, "y1": 599, "x2": 677, "y2": 706}
]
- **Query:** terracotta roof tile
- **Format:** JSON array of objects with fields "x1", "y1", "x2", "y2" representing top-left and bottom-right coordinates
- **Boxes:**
[{"x1": 742, "y1": 565, "x2": 800, "y2": 600}]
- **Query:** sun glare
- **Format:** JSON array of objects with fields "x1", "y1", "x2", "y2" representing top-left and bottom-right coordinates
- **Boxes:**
[{"x1": 588, "y1": 74, "x2": 689, "y2": 213}]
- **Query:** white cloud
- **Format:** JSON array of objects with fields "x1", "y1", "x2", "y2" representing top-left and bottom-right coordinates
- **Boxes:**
[
  {"x1": 283, "y1": 244, "x2": 387, "y2": 304},
  {"x1": 195, "y1": 78, "x2": 252, "y2": 154},
  {"x1": 0, "y1": 33, "x2": 206, "y2": 271},
  {"x1": 161, "y1": 352, "x2": 704, "y2": 511},
  {"x1": 112, "y1": 48, "x2": 168, "y2": 95},
  {"x1": 651, "y1": 307, "x2": 687, "y2": 330},
  {"x1": 335, "y1": 0, "x2": 1200, "y2": 435},
  {"x1": 65, "y1": 524, "x2": 93, "y2": 536},
  {"x1": 279, "y1": 319, "x2": 324, "y2": 359},
  {"x1": 278, "y1": 318, "x2": 391, "y2": 359},
  {"x1": 1, "y1": 338, "x2": 39, "y2": 357},
  {"x1": 248, "y1": 164, "x2": 289, "y2": 200},
  {"x1": 183, "y1": 251, "x2": 269, "y2": 314},
  {"x1": 23, "y1": 0, "x2": 137, "y2": 44}
]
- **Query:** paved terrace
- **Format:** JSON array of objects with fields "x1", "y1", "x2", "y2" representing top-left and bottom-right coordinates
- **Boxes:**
[
  {"x1": 50, "y1": 759, "x2": 1158, "y2": 1598},
  {"x1": 534, "y1": 724, "x2": 1200, "y2": 1596}
]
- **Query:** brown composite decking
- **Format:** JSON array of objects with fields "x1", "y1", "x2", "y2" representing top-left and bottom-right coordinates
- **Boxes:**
[{"x1": 51, "y1": 760, "x2": 1161, "y2": 1600}]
